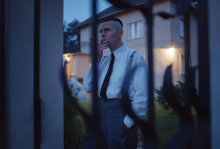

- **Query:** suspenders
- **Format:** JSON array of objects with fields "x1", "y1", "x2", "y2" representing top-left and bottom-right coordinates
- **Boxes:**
[{"x1": 116, "y1": 51, "x2": 137, "y2": 98}]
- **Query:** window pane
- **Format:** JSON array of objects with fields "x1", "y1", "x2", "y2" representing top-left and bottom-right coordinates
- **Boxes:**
[
  {"x1": 128, "y1": 24, "x2": 132, "y2": 39},
  {"x1": 134, "y1": 22, "x2": 138, "y2": 38},
  {"x1": 139, "y1": 21, "x2": 143, "y2": 37},
  {"x1": 127, "y1": 21, "x2": 143, "y2": 39},
  {"x1": 132, "y1": 24, "x2": 134, "y2": 39},
  {"x1": 180, "y1": 19, "x2": 184, "y2": 37},
  {"x1": 181, "y1": 55, "x2": 185, "y2": 74}
]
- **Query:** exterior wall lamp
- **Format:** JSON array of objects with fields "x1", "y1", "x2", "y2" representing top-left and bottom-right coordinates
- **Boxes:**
[
  {"x1": 66, "y1": 55, "x2": 70, "y2": 62},
  {"x1": 167, "y1": 48, "x2": 175, "y2": 58}
]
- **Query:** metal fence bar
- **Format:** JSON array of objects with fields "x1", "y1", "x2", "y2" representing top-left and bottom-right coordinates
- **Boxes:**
[
  {"x1": 34, "y1": 0, "x2": 41, "y2": 148},
  {"x1": 197, "y1": 0, "x2": 210, "y2": 148},
  {"x1": 62, "y1": 0, "x2": 211, "y2": 148},
  {"x1": 197, "y1": 0, "x2": 210, "y2": 108},
  {"x1": 0, "y1": 0, "x2": 6, "y2": 148},
  {"x1": 146, "y1": 0, "x2": 155, "y2": 129},
  {"x1": 184, "y1": 12, "x2": 191, "y2": 113},
  {"x1": 91, "y1": 0, "x2": 98, "y2": 122}
]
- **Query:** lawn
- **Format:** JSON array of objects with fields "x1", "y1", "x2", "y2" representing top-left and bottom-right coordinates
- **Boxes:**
[
  {"x1": 78, "y1": 102, "x2": 197, "y2": 149},
  {"x1": 78, "y1": 102, "x2": 91, "y2": 114}
]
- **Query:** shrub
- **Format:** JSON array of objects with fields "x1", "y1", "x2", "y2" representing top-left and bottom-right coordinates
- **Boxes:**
[
  {"x1": 64, "y1": 84, "x2": 86, "y2": 149},
  {"x1": 77, "y1": 78, "x2": 83, "y2": 83},
  {"x1": 154, "y1": 81, "x2": 186, "y2": 110}
]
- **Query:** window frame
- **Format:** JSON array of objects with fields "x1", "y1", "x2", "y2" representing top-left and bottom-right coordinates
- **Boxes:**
[
  {"x1": 127, "y1": 20, "x2": 143, "y2": 40},
  {"x1": 180, "y1": 55, "x2": 185, "y2": 75},
  {"x1": 180, "y1": 18, "x2": 184, "y2": 38}
]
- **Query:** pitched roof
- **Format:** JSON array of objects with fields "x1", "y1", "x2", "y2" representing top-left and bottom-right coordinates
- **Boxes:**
[
  {"x1": 75, "y1": 0, "x2": 146, "y2": 28},
  {"x1": 75, "y1": 0, "x2": 196, "y2": 28}
]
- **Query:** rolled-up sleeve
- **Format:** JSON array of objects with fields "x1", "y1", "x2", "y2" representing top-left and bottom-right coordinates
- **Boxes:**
[
  {"x1": 83, "y1": 63, "x2": 100, "y2": 93},
  {"x1": 124, "y1": 54, "x2": 148, "y2": 128}
]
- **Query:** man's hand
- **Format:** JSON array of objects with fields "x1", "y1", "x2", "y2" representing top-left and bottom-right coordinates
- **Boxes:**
[{"x1": 97, "y1": 39, "x2": 109, "y2": 63}]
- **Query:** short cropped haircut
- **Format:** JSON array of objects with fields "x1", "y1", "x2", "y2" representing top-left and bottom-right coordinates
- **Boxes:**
[{"x1": 101, "y1": 17, "x2": 123, "y2": 28}]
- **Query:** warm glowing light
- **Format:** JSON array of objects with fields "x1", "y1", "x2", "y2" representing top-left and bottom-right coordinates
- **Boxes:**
[
  {"x1": 167, "y1": 48, "x2": 175, "y2": 57},
  {"x1": 66, "y1": 56, "x2": 70, "y2": 61},
  {"x1": 89, "y1": 63, "x2": 92, "y2": 69}
]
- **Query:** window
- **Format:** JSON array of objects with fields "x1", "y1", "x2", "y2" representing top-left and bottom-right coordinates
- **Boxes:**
[
  {"x1": 180, "y1": 19, "x2": 184, "y2": 37},
  {"x1": 180, "y1": 55, "x2": 185, "y2": 75},
  {"x1": 127, "y1": 21, "x2": 143, "y2": 40}
]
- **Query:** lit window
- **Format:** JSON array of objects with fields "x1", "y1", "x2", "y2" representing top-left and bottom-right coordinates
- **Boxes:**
[
  {"x1": 180, "y1": 19, "x2": 184, "y2": 37},
  {"x1": 180, "y1": 55, "x2": 185, "y2": 75},
  {"x1": 127, "y1": 21, "x2": 143, "y2": 40},
  {"x1": 89, "y1": 63, "x2": 92, "y2": 69}
]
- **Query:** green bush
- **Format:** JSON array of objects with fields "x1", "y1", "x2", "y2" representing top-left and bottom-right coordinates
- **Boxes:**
[
  {"x1": 77, "y1": 78, "x2": 83, "y2": 83},
  {"x1": 154, "y1": 81, "x2": 186, "y2": 110},
  {"x1": 64, "y1": 85, "x2": 87, "y2": 149}
]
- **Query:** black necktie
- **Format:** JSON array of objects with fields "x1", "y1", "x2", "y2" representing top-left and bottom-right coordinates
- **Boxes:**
[{"x1": 100, "y1": 53, "x2": 115, "y2": 98}]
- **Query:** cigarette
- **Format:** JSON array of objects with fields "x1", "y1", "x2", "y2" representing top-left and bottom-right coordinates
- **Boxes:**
[{"x1": 99, "y1": 38, "x2": 105, "y2": 44}]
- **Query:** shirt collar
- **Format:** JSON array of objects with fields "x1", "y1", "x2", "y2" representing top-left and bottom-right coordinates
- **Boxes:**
[{"x1": 112, "y1": 43, "x2": 127, "y2": 61}]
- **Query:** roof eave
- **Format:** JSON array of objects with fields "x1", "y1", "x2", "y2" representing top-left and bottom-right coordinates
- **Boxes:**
[{"x1": 75, "y1": 4, "x2": 146, "y2": 29}]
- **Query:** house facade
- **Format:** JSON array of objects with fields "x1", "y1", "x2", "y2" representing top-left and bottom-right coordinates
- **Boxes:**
[
  {"x1": 63, "y1": 53, "x2": 91, "y2": 82},
  {"x1": 75, "y1": 0, "x2": 198, "y2": 91}
]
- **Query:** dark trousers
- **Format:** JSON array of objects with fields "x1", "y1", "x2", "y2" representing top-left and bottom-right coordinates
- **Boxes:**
[{"x1": 98, "y1": 98, "x2": 138, "y2": 149}]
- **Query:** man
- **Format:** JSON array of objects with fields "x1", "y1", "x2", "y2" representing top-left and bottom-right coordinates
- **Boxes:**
[{"x1": 83, "y1": 17, "x2": 148, "y2": 149}]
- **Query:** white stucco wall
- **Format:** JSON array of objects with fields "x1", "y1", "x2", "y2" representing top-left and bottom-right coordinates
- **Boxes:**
[
  {"x1": 75, "y1": 54, "x2": 91, "y2": 78},
  {"x1": 69, "y1": 53, "x2": 91, "y2": 79},
  {"x1": 169, "y1": 1, "x2": 198, "y2": 87},
  {"x1": 153, "y1": 0, "x2": 172, "y2": 45}
]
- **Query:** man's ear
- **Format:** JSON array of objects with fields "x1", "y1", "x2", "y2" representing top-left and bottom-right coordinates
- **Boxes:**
[{"x1": 118, "y1": 29, "x2": 124, "y2": 39}]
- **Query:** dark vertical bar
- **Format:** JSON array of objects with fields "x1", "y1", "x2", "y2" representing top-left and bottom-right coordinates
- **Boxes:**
[
  {"x1": 0, "y1": 0, "x2": 6, "y2": 148},
  {"x1": 90, "y1": 38, "x2": 93, "y2": 54},
  {"x1": 197, "y1": 0, "x2": 210, "y2": 107},
  {"x1": 197, "y1": 0, "x2": 210, "y2": 147},
  {"x1": 91, "y1": 0, "x2": 98, "y2": 119},
  {"x1": 146, "y1": 0, "x2": 155, "y2": 128},
  {"x1": 184, "y1": 12, "x2": 191, "y2": 111},
  {"x1": 34, "y1": 0, "x2": 41, "y2": 148}
]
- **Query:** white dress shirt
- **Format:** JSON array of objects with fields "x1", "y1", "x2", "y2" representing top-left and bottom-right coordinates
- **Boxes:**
[{"x1": 83, "y1": 44, "x2": 148, "y2": 128}]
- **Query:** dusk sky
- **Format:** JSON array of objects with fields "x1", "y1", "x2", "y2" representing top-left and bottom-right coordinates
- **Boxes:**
[{"x1": 63, "y1": 0, "x2": 112, "y2": 24}]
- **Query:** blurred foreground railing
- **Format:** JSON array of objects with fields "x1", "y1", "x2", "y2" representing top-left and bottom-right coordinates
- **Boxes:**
[
  {"x1": 62, "y1": 0, "x2": 210, "y2": 148},
  {"x1": 0, "y1": 0, "x2": 6, "y2": 148}
]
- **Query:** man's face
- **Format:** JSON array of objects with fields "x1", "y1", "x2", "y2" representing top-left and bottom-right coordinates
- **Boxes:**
[{"x1": 99, "y1": 21, "x2": 121, "y2": 50}]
